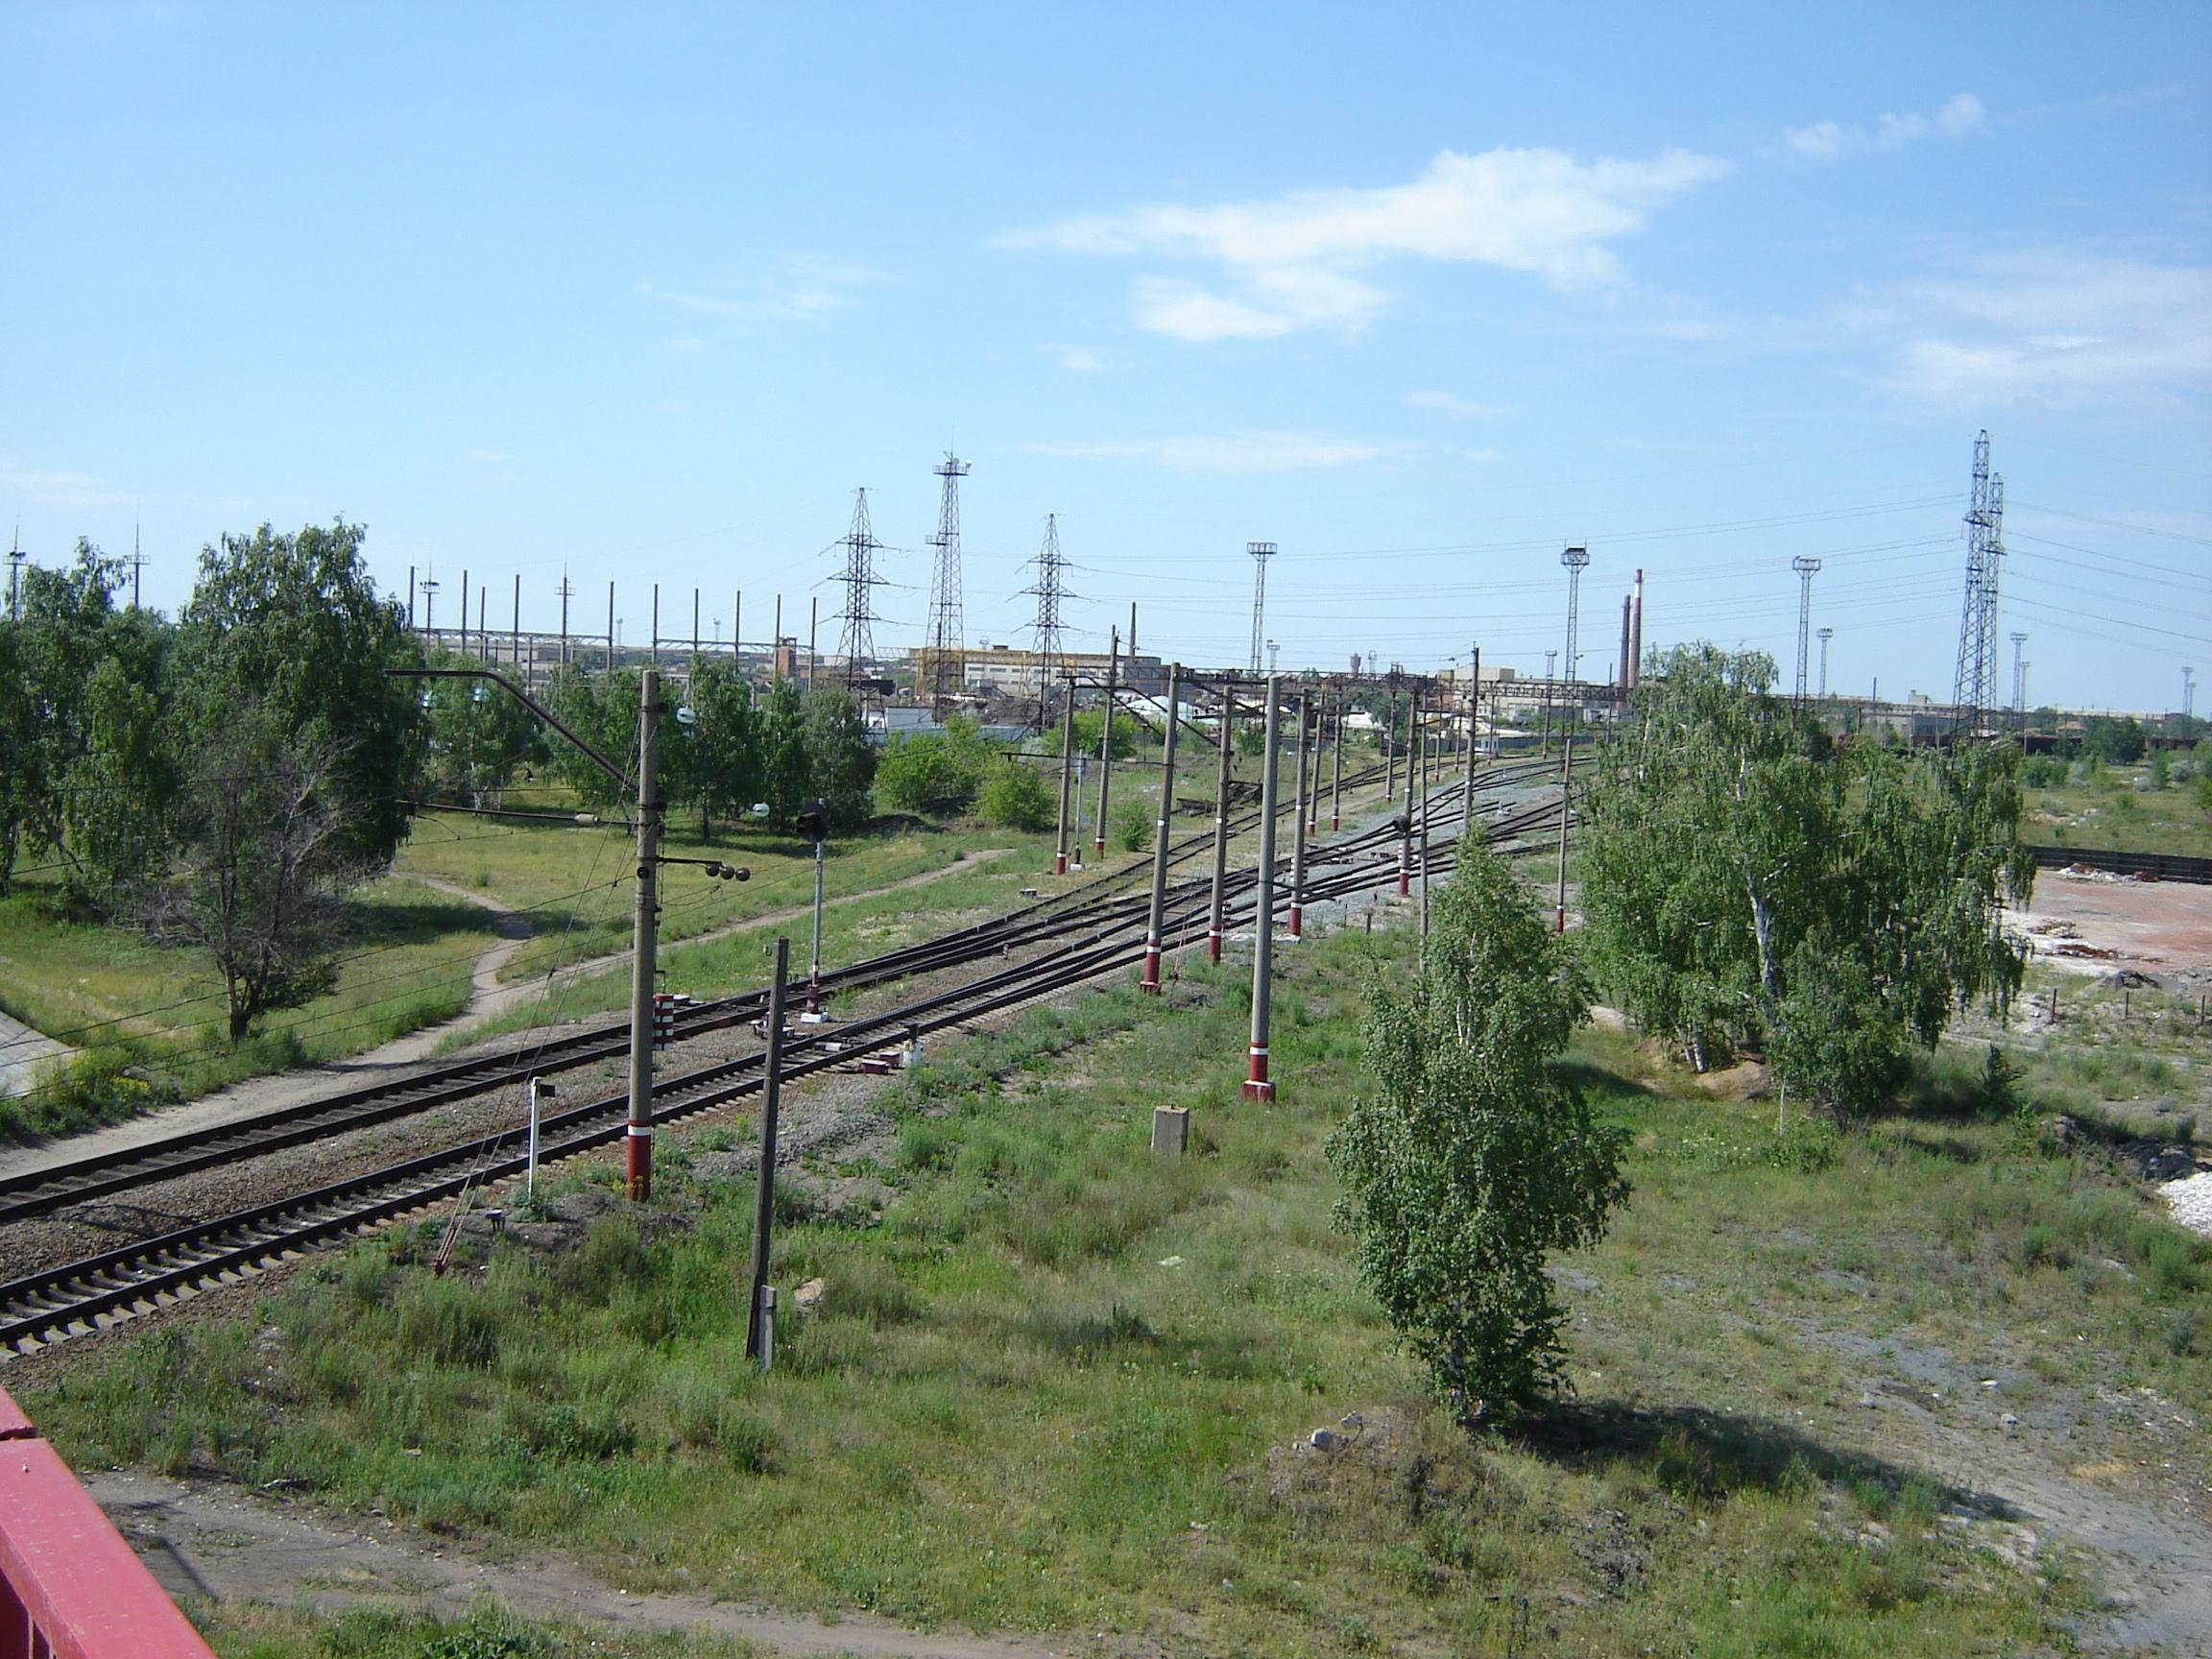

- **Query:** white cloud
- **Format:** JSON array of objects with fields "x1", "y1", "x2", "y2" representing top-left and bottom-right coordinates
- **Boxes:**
[
  {"x1": 0, "y1": 463, "x2": 131, "y2": 510},
  {"x1": 639, "y1": 257, "x2": 888, "y2": 323},
  {"x1": 1020, "y1": 431, "x2": 1398, "y2": 473},
  {"x1": 1046, "y1": 343, "x2": 1103, "y2": 371},
  {"x1": 1404, "y1": 391, "x2": 1513, "y2": 419},
  {"x1": 1008, "y1": 145, "x2": 1730, "y2": 342},
  {"x1": 1784, "y1": 93, "x2": 1984, "y2": 162},
  {"x1": 1871, "y1": 252, "x2": 2212, "y2": 410}
]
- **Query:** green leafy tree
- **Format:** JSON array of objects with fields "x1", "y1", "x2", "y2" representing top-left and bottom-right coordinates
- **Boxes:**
[
  {"x1": 802, "y1": 683, "x2": 877, "y2": 830},
  {"x1": 756, "y1": 679, "x2": 812, "y2": 829},
  {"x1": 0, "y1": 624, "x2": 32, "y2": 893},
  {"x1": 421, "y1": 649, "x2": 539, "y2": 809},
  {"x1": 1580, "y1": 643, "x2": 2031, "y2": 1114},
  {"x1": 173, "y1": 521, "x2": 422, "y2": 867},
  {"x1": 1329, "y1": 842, "x2": 1628, "y2": 1420},
  {"x1": 676, "y1": 659, "x2": 761, "y2": 835},
  {"x1": 541, "y1": 666, "x2": 639, "y2": 811},
  {"x1": 1070, "y1": 708, "x2": 1136, "y2": 762},
  {"x1": 875, "y1": 718, "x2": 998, "y2": 815},
  {"x1": 976, "y1": 757, "x2": 1052, "y2": 831}
]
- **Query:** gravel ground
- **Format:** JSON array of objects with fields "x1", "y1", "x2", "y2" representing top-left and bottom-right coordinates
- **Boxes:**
[{"x1": 2162, "y1": 1170, "x2": 2212, "y2": 1238}]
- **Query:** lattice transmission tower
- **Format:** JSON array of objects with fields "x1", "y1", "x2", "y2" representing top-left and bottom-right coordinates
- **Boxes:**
[
  {"x1": 1791, "y1": 555, "x2": 1821, "y2": 703},
  {"x1": 925, "y1": 453, "x2": 970, "y2": 715},
  {"x1": 1560, "y1": 544, "x2": 1590, "y2": 683},
  {"x1": 833, "y1": 488, "x2": 887, "y2": 690},
  {"x1": 1023, "y1": 514, "x2": 1074, "y2": 725},
  {"x1": 1247, "y1": 541, "x2": 1276, "y2": 675},
  {"x1": 1950, "y1": 430, "x2": 2006, "y2": 732}
]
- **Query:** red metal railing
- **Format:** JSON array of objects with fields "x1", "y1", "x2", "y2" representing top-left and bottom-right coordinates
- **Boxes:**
[{"x1": 0, "y1": 1386, "x2": 215, "y2": 1659}]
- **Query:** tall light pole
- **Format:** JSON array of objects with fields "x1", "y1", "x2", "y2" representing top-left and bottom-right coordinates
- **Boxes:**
[
  {"x1": 2010, "y1": 632, "x2": 2029, "y2": 715},
  {"x1": 1816, "y1": 628, "x2": 1834, "y2": 700},
  {"x1": 1560, "y1": 544, "x2": 1590, "y2": 685},
  {"x1": 1791, "y1": 555, "x2": 1821, "y2": 704}
]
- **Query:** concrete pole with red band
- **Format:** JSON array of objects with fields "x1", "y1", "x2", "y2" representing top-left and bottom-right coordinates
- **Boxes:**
[
  {"x1": 1141, "y1": 663, "x2": 1182, "y2": 993},
  {"x1": 1244, "y1": 677, "x2": 1282, "y2": 1100}
]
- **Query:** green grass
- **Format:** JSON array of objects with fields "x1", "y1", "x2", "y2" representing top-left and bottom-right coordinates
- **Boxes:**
[
  {"x1": 2024, "y1": 767, "x2": 2212, "y2": 858},
  {"x1": 0, "y1": 875, "x2": 508, "y2": 1140},
  {"x1": 33, "y1": 908, "x2": 2188, "y2": 1655}
]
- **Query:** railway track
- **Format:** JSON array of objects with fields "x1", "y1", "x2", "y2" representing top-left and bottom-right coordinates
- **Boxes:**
[
  {"x1": 0, "y1": 757, "x2": 1571, "y2": 1355},
  {"x1": 0, "y1": 755, "x2": 1422, "y2": 1224}
]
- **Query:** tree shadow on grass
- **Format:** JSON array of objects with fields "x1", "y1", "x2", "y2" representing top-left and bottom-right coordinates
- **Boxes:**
[{"x1": 1509, "y1": 1399, "x2": 2022, "y2": 1521}]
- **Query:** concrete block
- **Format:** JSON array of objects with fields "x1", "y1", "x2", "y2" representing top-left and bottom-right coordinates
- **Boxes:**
[{"x1": 1151, "y1": 1105, "x2": 1190, "y2": 1157}]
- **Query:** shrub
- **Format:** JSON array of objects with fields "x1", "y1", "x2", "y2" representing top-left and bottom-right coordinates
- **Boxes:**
[{"x1": 976, "y1": 757, "x2": 1052, "y2": 831}]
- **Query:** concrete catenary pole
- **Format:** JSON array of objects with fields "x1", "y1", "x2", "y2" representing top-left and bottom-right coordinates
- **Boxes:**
[
  {"x1": 1384, "y1": 685, "x2": 1399, "y2": 805},
  {"x1": 1329, "y1": 692, "x2": 1343, "y2": 832},
  {"x1": 626, "y1": 668, "x2": 663, "y2": 1201},
  {"x1": 1141, "y1": 665, "x2": 1183, "y2": 993},
  {"x1": 1554, "y1": 732, "x2": 1575, "y2": 935},
  {"x1": 1207, "y1": 682, "x2": 1236, "y2": 962},
  {"x1": 1053, "y1": 676, "x2": 1076, "y2": 876},
  {"x1": 1243, "y1": 678, "x2": 1283, "y2": 1100},
  {"x1": 744, "y1": 937, "x2": 791, "y2": 1363},
  {"x1": 1463, "y1": 646, "x2": 1480, "y2": 813},
  {"x1": 1398, "y1": 689, "x2": 1417, "y2": 897},
  {"x1": 1288, "y1": 690, "x2": 1311, "y2": 937},
  {"x1": 1093, "y1": 626, "x2": 1118, "y2": 858}
]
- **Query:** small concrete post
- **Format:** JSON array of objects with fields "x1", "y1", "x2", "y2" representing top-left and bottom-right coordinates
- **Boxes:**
[{"x1": 1151, "y1": 1105, "x2": 1189, "y2": 1156}]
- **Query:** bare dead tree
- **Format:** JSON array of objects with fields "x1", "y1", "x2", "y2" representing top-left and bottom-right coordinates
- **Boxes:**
[{"x1": 140, "y1": 710, "x2": 366, "y2": 1043}]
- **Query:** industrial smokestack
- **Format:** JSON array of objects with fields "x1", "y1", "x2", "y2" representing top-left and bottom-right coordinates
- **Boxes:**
[
  {"x1": 1629, "y1": 569, "x2": 1645, "y2": 690},
  {"x1": 1619, "y1": 594, "x2": 1632, "y2": 690}
]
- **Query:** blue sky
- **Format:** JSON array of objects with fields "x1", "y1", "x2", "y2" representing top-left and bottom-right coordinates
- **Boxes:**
[{"x1": 4, "y1": 2, "x2": 2207, "y2": 712}]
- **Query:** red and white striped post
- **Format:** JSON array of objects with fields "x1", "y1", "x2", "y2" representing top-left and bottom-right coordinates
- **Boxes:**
[
  {"x1": 1141, "y1": 665, "x2": 1182, "y2": 993},
  {"x1": 1244, "y1": 677, "x2": 1282, "y2": 1100}
]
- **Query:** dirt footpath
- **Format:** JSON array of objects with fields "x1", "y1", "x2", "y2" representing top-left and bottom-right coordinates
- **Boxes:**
[{"x1": 94, "y1": 1471, "x2": 1076, "y2": 1659}]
